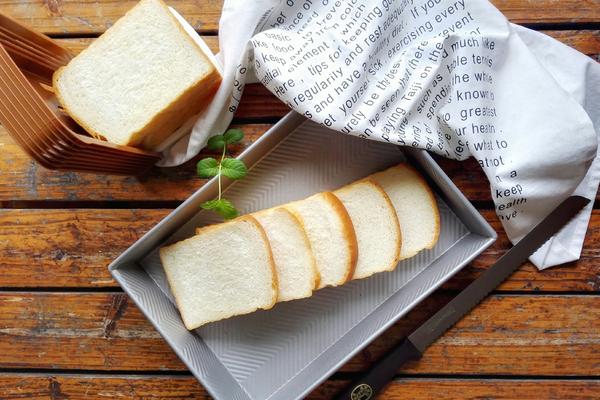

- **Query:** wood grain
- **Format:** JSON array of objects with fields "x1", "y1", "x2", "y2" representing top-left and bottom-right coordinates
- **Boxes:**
[
  {"x1": 541, "y1": 30, "x2": 600, "y2": 57},
  {"x1": 315, "y1": 379, "x2": 600, "y2": 400},
  {"x1": 0, "y1": 0, "x2": 222, "y2": 35},
  {"x1": 0, "y1": 292, "x2": 597, "y2": 374},
  {"x1": 0, "y1": 0, "x2": 597, "y2": 398},
  {"x1": 1, "y1": 125, "x2": 599, "y2": 203},
  {"x1": 347, "y1": 293, "x2": 600, "y2": 375},
  {"x1": 0, "y1": 0, "x2": 599, "y2": 35},
  {"x1": 0, "y1": 209, "x2": 169, "y2": 287},
  {"x1": 0, "y1": 374, "x2": 599, "y2": 400},
  {"x1": 53, "y1": 31, "x2": 600, "y2": 58},
  {"x1": 448, "y1": 209, "x2": 600, "y2": 291},
  {"x1": 1, "y1": 208, "x2": 599, "y2": 290},
  {"x1": 0, "y1": 123, "x2": 269, "y2": 204}
]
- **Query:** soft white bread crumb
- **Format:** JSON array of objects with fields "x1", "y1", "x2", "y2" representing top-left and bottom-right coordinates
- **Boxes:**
[
  {"x1": 334, "y1": 180, "x2": 402, "y2": 279},
  {"x1": 160, "y1": 216, "x2": 277, "y2": 330},
  {"x1": 369, "y1": 164, "x2": 440, "y2": 259},
  {"x1": 253, "y1": 207, "x2": 319, "y2": 302},
  {"x1": 53, "y1": 0, "x2": 221, "y2": 151},
  {"x1": 284, "y1": 192, "x2": 357, "y2": 288}
]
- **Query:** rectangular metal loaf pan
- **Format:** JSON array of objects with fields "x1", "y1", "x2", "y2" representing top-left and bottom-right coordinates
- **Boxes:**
[{"x1": 109, "y1": 111, "x2": 496, "y2": 400}]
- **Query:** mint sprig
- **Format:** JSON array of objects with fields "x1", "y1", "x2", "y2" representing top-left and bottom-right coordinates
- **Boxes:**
[
  {"x1": 197, "y1": 129, "x2": 247, "y2": 220},
  {"x1": 200, "y1": 198, "x2": 239, "y2": 220}
]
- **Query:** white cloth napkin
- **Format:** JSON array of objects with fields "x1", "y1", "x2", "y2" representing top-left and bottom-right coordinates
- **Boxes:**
[{"x1": 160, "y1": 0, "x2": 600, "y2": 270}]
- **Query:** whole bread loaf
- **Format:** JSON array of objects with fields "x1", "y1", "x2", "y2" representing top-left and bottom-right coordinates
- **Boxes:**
[{"x1": 53, "y1": 0, "x2": 221, "y2": 151}]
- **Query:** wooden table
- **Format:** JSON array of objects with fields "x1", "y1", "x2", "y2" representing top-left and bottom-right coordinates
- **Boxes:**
[{"x1": 0, "y1": 1, "x2": 598, "y2": 398}]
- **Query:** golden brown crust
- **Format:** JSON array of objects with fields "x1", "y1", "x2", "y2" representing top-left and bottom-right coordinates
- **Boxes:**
[
  {"x1": 368, "y1": 163, "x2": 440, "y2": 261},
  {"x1": 321, "y1": 192, "x2": 359, "y2": 283},
  {"x1": 365, "y1": 179, "x2": 403, "y2": 270}
]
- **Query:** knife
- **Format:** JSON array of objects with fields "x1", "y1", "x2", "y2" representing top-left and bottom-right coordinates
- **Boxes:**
[{"x1": 335, "y1": 195, "x2": 590, "y2": 400}]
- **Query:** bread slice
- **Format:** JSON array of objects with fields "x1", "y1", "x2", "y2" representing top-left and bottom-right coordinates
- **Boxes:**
[
  {"x1": 369, "y1": 164, "x2": 440, "y2": 259},
  {"x1": 333, "y1": 180, "x2": 402, "y2": 279},
  {"x1": 284, "y1": 192, "x2": 357, "y2": 289},
  {"x1": 160, "y1": 216, "x2": 277, "y2": 330},
  {"x1": 53, "y1": 0, "x2": 221, "y2": 151},
  {"x1": 252, "y1": 207, "x2": 320, "y2": 302}
]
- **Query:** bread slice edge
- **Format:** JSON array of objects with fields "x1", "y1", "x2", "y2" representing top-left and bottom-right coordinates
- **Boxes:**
[
  {"x1": 371, "y1": 163, "x2": 440, "y2": 259},
  {"x1": 320, "y1": 191, "x2": 358, "y2": 283}
]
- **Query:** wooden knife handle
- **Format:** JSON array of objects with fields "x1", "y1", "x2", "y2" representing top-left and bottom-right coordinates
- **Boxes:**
[{"x1": 334, "y1": 338, "x2": 422, "y2": 400}]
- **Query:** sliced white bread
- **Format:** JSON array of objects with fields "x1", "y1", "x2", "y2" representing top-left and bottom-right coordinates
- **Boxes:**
[
  {"x1": 53, "y1": 0, "x2": 221, "y2": 151},
  {"x1": 160, "y1": 215, "x2": 277, "y2": 330},
  {"x1": 369, "y1": 164, "x2": 440, "y2": 259},
  {"x1": 284, "y1": 192, "x2": 358, "y2": 289},
  {"x1": 252, "y1": 207, "x2": 320, "y2": 302},
  {"x1": 333, "y1": 180, "x2": 402, "y2": 279}
]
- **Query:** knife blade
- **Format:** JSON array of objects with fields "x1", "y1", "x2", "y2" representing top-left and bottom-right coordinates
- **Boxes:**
[{"x1": 335, "y1": 195, "x2": 590, "y2": 400}]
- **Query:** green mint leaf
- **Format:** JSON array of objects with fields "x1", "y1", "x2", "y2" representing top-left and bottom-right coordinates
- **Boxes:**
[
  {"x1": 196, "y1": 157, "x2": 219, "y2": 178},
  {"x1": 223, "y1": 128, "x2": 244, "y2": 145},
  {"x1": 207, "y1": 135, "x2": 226, "y2": 151},
  {"x1": 220, "y1": 158, "x2": 247, "y2": 180},
  {"x1": 200, "y1": 199, "x2": 239, "y2": 219}
]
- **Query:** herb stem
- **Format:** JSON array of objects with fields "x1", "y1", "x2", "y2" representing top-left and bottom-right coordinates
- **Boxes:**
[{"x1": 218, "y1": 144, "x2": 226, "y2": 200}]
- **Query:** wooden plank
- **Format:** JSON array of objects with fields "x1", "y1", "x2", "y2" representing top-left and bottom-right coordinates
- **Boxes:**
[
  {"x1": 0, "y1": 292, "x2": 183, "y2": 370},
  {"x1": 1, "y1": 124, "x2": 599, "y2": 203},
  {"x1": 0, "y1": 0, "x2": 222, "y2": 35},
  {"x1": 0, "y1": 0, "x2": 599, "y2": 35},
  {"x1": 1, "y1": 207, "x2": 599, "y2": 290},
  {"x1": 0, "y1": 293, "x2": 597, "y2": 374},
  {"x1": 54, "y1": 31, "x2": 600, "y2": 58},
  {"x1": 314, "y1": 379, "x2": 600, "y2": 400},
  {"x1": 0, "y1": 374, "x2": 598, "y2": 400},
  {"x1": 348, "y1": 294, "x2": 600, "y2": 375},
  {"x1": 0, "y1": 209, "x2": 169, "y2": 287},
  {"x1": 0, "y1": 374, "x2": 210, "y2": 399},
  {"x1": 492, "y1": 0, "x2": 600, "y2": 25},
  {"x1": 540, "y1": 30, "x2": 600, "y2": 57},
  {"x1": 435, "y1": 157, "x2": 493, "y2": 202}
]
